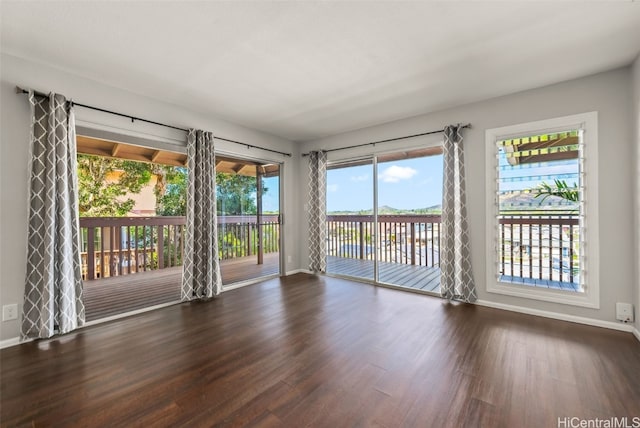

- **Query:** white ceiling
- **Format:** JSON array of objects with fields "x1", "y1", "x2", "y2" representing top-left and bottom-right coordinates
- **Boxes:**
[{"x1": 2, "y1": 1, "x2": 640, "y2": 142}]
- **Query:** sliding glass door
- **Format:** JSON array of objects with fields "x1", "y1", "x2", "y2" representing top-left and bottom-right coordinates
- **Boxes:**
[
  {"x1": 216, "y1": 156, "x2": 281, "y2": 286},
  {"x1": 326, "y1": 147, "x2": 443, "y2": 293}
]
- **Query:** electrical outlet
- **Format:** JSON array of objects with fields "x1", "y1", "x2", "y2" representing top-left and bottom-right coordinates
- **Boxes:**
[
  {"x1": 2, "y1": 304, "x2": 18, "y2": 321},
  {"x1": 615, "y1": 303, "x2": 634, "y2": 323},
  {"x1": 287, "y1": 255, "x2": 292, "y2": 264}
]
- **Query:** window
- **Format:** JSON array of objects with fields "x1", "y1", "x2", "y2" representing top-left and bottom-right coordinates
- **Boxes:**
[{"x1": 485, "y1": 113, "x2": 599, "y2": 308}]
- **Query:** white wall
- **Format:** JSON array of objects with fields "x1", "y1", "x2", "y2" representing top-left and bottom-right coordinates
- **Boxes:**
[
  {"x1": 632, "y1": 54, "x2": 640, "y2": 333},
  {"x1": 0, "y1": 53, "x2": 300, "y2": 341},
  {"x1": 300, "y1": 67, "x2": 635, "y2": 325}
]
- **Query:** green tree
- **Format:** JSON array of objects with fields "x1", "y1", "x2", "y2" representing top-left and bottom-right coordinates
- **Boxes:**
[
  {"x1": 77, "y1": 155, "x2": 152, "y2": 217},
  {"x1": 534, "y1": 179, "x2": 579, "y2": 204},
  {"x1": 156, "y1": 167, "x2": 188, "y2": 216},
  {"x1": 78, "y1": 154, "x2": 267, "y2": 218},
  {"x1": 216, "y1": 173, "x2": 267, "y2": 215}
]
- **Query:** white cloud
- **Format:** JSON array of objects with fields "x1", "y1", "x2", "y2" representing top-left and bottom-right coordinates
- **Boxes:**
[
  {"x1": 351, "y1": 174, "x2": 369, "y2": 182},
  {"x1": 327, "y1": 184, "x2": 339, "y2": 192},
  {"x1": 379, "y1": 165, "x2": 417, "y2": 183}
]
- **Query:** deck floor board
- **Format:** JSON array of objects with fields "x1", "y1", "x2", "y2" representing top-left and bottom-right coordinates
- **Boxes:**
[
  {"x1": 84, "y1": 253, "x2": 280, "y2": 322},
  {"x1": 327, "y1": 256, "x2": 442, "y2": 293}
]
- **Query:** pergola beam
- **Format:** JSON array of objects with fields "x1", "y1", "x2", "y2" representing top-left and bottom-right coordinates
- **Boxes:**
[{"x1": 150, "y1": 150, "x2": 162, "y2": 163}]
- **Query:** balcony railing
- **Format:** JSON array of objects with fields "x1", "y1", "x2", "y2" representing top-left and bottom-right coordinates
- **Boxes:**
[
  {"x1": 79, "y1": 215, "x2": 280, "y2": 281},
  {"x1": 326, "y1": 215, "x2": 441, "y2": 267},
  {"x1": 498, "y1": 214, "x2": 580, "y2": 286},
  {"x1": 326, "y1": 213, "x2": 579, "y2": 287}
]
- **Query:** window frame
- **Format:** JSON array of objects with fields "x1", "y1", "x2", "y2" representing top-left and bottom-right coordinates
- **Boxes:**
[{"x1": 485, "y1": 112, "x2": 599, "y2": 308}]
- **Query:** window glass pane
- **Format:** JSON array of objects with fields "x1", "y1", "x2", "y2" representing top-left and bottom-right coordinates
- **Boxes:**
[
  {"x1": 326, "y1": 162, "x2": 375, "y2": 281},
  {"x1": 376, "y1": 150, "x2": 443, "y2": 292},
  {"x1": 217, "y1": 160, "x2": 280, "y2": 285},
  {"x1": 496, "y1": 130, "x2": 582, "y2": 291}
]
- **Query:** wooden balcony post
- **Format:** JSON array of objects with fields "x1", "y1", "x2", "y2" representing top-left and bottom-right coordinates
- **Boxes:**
[
  {"x1": 157, "y1": 225, "x2": 165, "y2": 269},
  {"x1": 109, "y1": 226, "x2": 115, "y2": 277},
  {"x1": 127, "y1": 226, "x2": 132, "y2": 274},
  {"x1": 100, "y1": 226, "x2": 105, "y2": 278},
  {"x1": 134, "y1": 226, "x2": 139, "y2": 273},
  {"x1": 173, "y1": 225, "x2": 179, "y2": 267},
  {"x1": 359, "y1": 222, "x2": 364, "y2": 259},
  {"x1": 117, "y1": 226, "x2": 123, "y2": 276},
  {"x1": 87, "y1": 227, "x2": 95, "y2": 280},
  {"x1": 143, "y1": 225, "x2": 148, "y2": 272},
  {"x1": 410, "y1": 223, "x2": 416, "y2": 265},
  {"x1": 256, "y1": 166, "x2": 264, "y2": 265}
]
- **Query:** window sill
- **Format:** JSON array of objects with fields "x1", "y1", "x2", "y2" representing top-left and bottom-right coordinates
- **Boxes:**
[{"x1": 487, "y1": 278, "x2": 599, "y2": 309}]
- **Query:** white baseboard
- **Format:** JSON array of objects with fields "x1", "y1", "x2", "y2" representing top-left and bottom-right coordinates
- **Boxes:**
[
  {"x1": 0, "y1": 301, "x2": 182, "y2": 350},
  {"x1": 222, "y1": 273, "x2": 282, "y2": 292},
  {"x1": 83, "y1": 300, "x2": 180, "y2": 328},
  {"x1": 633, "y1": 327, "x2": 640, "y2": 343},
  {"x1": 476, "y1": 299, "x2": 635, "y2": 333},
  {"x1": 0, "y1": 336, "x2": 25, "y2": 349}
]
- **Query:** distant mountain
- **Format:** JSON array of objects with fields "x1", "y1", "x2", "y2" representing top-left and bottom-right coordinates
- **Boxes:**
[
  {"x1": 328, "y1": 195, "x2": 577, "y2": 216},
  {"x1": 499, "y1": 192, "x2": 578, "y2": 212},
  {"x1": 328, "y1": 204, "x2": 442, "y2": 215}
]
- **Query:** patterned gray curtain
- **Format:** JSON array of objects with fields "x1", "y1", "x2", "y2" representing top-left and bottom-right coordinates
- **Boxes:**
[
  {"x1": 181, "y1": 129, "x2": 222, "y2": 300},
  {"x1": 441, "y1": 124, "x2": 477, "y2": 302},
  {"x1": 22, "y1": 91, "x2": 85, "y2": 339},
  {"x1": 308, "y1": 151, "x2": 327, "y2": 272}
]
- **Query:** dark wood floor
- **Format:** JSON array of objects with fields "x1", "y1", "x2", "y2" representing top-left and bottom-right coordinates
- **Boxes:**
[
  {"x1": 2, "y1": 274, "x2": 639, "y2": 427},
  {"x1": 219, "y1": 252, "x2": 280, "y2": 284},
  {"x1": 83, "y1": 253, "x2": 280, "y2": 322}
]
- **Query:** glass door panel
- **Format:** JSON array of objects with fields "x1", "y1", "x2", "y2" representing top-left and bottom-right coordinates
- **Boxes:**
[
  {"x1": 326, "y1": 160, "x2": 375, "y2": 281},
  {"x1": 375, "y1": 148, "x2": 443, "y2": 292},
  {"x1": 217, "y1": 157, "x2": 281, "y2": 285}
]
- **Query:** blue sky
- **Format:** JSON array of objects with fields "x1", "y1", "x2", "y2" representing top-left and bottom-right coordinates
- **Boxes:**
[
  {"x1": 326, "y1": 155, "x2": 444, "y2": 212},
  {"x1": 261, "y1": 175, "x2": 280, "y2": 212}
]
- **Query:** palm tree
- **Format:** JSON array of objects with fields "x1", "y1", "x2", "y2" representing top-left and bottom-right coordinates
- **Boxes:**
[{"x1": 534, "y1": 179, "x2": 579, "y2": 204}]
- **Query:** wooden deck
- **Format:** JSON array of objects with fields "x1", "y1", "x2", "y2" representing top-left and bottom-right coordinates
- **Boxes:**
[
  {"x1": 326, "y1": 257, "x2": 580, "y2": 293},
  {"x1": 327, "y1": 256, "x2": 581, "y2": 293},
  {"x1": 84, "y1": 253, "x2": 280, "y2": 322},
  {"x1": 327, "y1": 256, "x2": 441, "y2": 293}
]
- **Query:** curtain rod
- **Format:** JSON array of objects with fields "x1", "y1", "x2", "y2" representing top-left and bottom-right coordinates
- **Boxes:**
[
  {"x1": 16, "y1": 86, "x2": 292, "y2": 158},
  {"x1": 301, "y1": 123, "x2": 472, "y2": 157}
]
